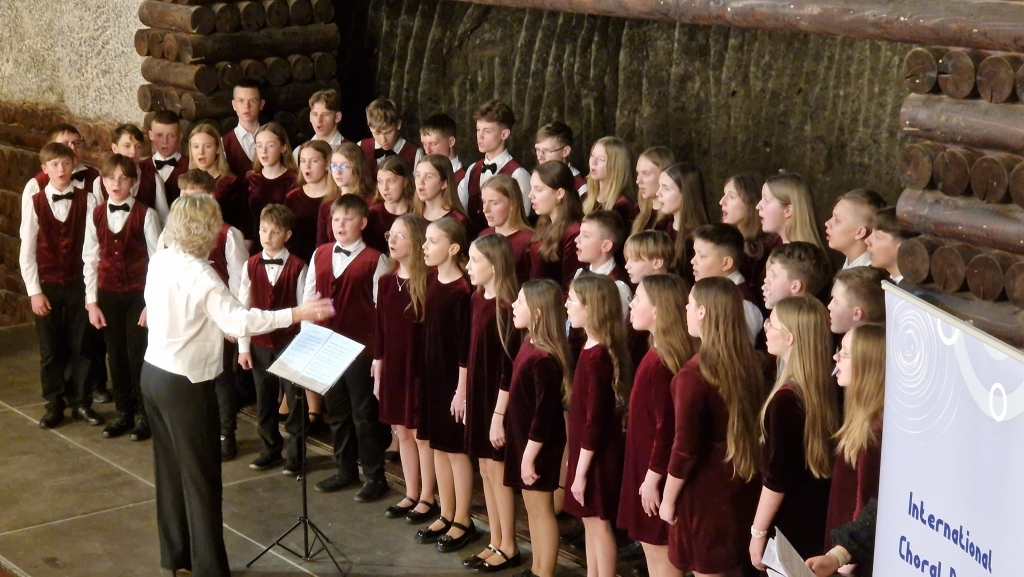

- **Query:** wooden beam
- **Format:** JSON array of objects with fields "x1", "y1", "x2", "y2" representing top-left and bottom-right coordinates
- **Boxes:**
[
  {"x1": 901, "y1": 93, "x2": 1024, "y2": 155},
  {"x1": 897, "y1": 188, "x2": 1024, "y2": 256}
]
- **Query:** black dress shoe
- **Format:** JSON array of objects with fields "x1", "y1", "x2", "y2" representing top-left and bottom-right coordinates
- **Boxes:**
[
  {"x1": 220, "y1": 434, "x2": 237, "y2": 462},
  {"x1": 102, "y1": 413, "x2": 134, "y2": 438},
  {"x1": 462, "y1": 545, "x2": 496, "y2": 568},
  {"x1": 282, "y1": 458, "x2": 303, "y2": 476},
  {"x1": 314, "y1": 473, "x2": 359, "y2": 493},
  {"x1": 249, "y1": 454, "x2": 284, "y2": 471},
  {"x1": 92, "y1": 389, "x2": 113, "y2": 404},
  {"x1": 385, "y1": 495, "x2": 417, "y2": 518},
  {"x1": 354, "y1": 479, "x2": 390, "y2": 502},
  {"x1": 72, "y1": 406, "x2": 104, "y2": 426},
  {"x1": 130, "y1": 418, "x2": 151, "y2": 441},
  {"x1": 38, "y1": 408, "x2": 64, "y2": 429},
  {"x1": 475, "y1": 547, "x2": 523, "y2": 572},
  {"x1": 436, "y1": 520, "x2": 480, "y2": 553},
  {"x1": 416, "y1": 516, "x2": 452, "y2": 544},
  {"x1": 405, "y1": 500, "x2": 440, "y2": 524}
]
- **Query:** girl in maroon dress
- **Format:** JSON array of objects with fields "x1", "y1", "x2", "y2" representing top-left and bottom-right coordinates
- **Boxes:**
[
  {"x1": 655, "y1": 163, "x2": 709, "y2": 284},
  {"x1": 752, "y1": 295, "x2": 840, "y2": 568},
  {"x1": 719, "y1": 174, "x2": 776, "y2": 314},
  {"x1": 478, "y1": 174, "x2": 533, "y2": 284},
  {"x1": 583, "y1": 136, "x2": 636, "y2": 228},
  {"x1": 189, "y1": 123, "x2": 249, "y2": 244},
  {"x1": 364, "y1": 155, "x2": 413, "y2": 255},
  {"x1": 461, "y1": 233, "x2": 523, "y2": 571},
  {"x1": 620, "y1": 274, "x2": 698, "y2": 577},
  {"x1": 632, "y1": 146, "x2": 675, "y2": 235},
  {"x1": 374, "y1": 215, "x2": 437, "y2": 522},
  {"x1": 824, "y1": 324, "x2": 884, "y2": 559},
  {"x1": 528, "y1": 161, "x2": 584, "y2": 295},
  {"x1": 247, "y1": 122, "x2": 298, "y2": 254},
  {"x1": 415, "y1": 217, "x2": 476, "y2": 552},
  {"x1": 755, "y1": 173, "x2": 826, "y2": 250},
  {"x1": 504, "y1": 279, "x2": 573, "y2": 577},
  {"x1": 285, "y1": 141, "x2": 338, "y2": 262},
  {"x1": 659, "y1": 277, "x2": 764, "y2": 577},
  {"x1": 414, "y1": 154, "x2": 469, "y2": 227},
  {"x1": 316, "y1": 141, "x2": 375, "y2": 247},
  {"x1": 564, "y1": 275, "x2": 633, "y2": 577}
]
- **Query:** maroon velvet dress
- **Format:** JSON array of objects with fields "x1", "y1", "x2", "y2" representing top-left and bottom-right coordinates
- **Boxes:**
[
  {"x1": 284, "y1": 187, "x2": 325, "y2": 262},
  {"x1": 823, "y1": 422, "x2": 882, "y2": 550},
  {"x1": 761, "y1": 384, "x2": 833, "y2": 559},
  {"x1": 618, "y1": 348, "x2": 676, "y2": 545},
  {"x1": 428, "y1": 208, "x2": 469, "y2": 229},
  {"x1": 419, "y1": 273, "x2": 472, "y2": 452},
  {"x1": 667, "y1": 355, "x2": 760, "y2": 573},
  {"x1": 528, "y1": 221, "x2": 582, "y2": 295},
  {"x1": 246, "y1": 171, "x2": 298, "y2": 253},
  {"x1": 503, "y1": 339, "x2": 567, "y2": 492},
  {"x1": 213, "y1": 173, "x2": 250, "y2": 240},
  {"x1": 478, "y1": 227, "x2": 532, "y2": 285},
  {"x1": 611, "y1": 196, "x2": 637, "y2": 230},
  {"x1": 742, "y1": 232, "x2": 778, "y2": 318},
  {"x1": 564, "y1": 345, "x2": 624, "y2": 521},
  {"x1": 464, "y1": 292, "x2": 519, "y2": 461},
  {"x1": 363, "y1": 202, "x2": 401, "y2": 255},
  {"x1": 374, "y1": 272, "x2": 421, "y2": 429}
]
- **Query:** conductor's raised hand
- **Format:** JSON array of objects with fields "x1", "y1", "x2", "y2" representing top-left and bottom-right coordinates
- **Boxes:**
[{"x1": 291, "y1": 294, "x2": 335, "y2": 324}]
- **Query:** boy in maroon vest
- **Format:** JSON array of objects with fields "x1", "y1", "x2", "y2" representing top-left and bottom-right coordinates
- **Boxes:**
[
  {"x1": 458, "y1": 100, "x2": 532, "y2": 237},
  {"x1": 223, "y1": 79, "x2": 264, "y2": 179},
  {"x1": 569, "y1": 210, "x2": 632, "y2": 361},
  {"x1": 293, "y1": 89, "x2": 346, "y2": 163},
  {"x1": 143, "y1": 110, "x2": 190, "y2": 206},
  {"x1": 83, "y1": 154, "x2": 162, "y2": 440},
  {"x1": 535, "y1": 121, "x2": 588, "y2": 197},
  {"x1": 303, "y1": 194, "x2": 392, "y2": 501},
  {"x1": 20, "y1": 142, "x2": 103, "y2": 428},
  {"x1": 359, "y1": 97, "x2": 419, "y2": 177},
  {"x1": 99, "y1": 124, "x2": 170, "y2": 223},
  {"x1": 416, "y1": 113, "x2": 465, "y2": 183},
  {"x1": 691, "y1": 223, "x2": 764, "y2": 345},
  {"x1": 237, "y1": 204, "x2": 309, "y2": 473}
]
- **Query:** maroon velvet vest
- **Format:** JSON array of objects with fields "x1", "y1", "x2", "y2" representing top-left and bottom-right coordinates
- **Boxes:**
[
  {"x1": 95, "y1": 202, "x2": 149, "y2": 293},
  {"x1": 33, "y1": 188, "x2": 89, "y2": 284},
  {"x1": 141, "y1": 156, "x2": 189, "y2": 206},
  {"x1": 312, "y1": 244, "x2": 381, "y2": 358},
  {"x1": 209, "y1": 223, "x2": 232, "y2": 286},
  {"x1": 466, "y1": 158, "x2": 522, "y2": 237},
  {"x1": 222, "y1": 130, "x2": 254, "y2": 180},
  {"x1": 248, "y1": 253, "x2": 304, "y2": 351},
  {"x1": 574, "y1": 173, "x2": 587, "y2": 193},
  {"x1": 360, "y1": 138, "x2": 418, "y2": 175},
  {"x1": 34, "y1": 166, "x2": 100, "y2": 192}
]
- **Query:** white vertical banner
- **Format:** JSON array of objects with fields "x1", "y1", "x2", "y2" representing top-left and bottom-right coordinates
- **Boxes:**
[{"x1": 875, "y1": 285, "x2": 1022, "y2": 576}]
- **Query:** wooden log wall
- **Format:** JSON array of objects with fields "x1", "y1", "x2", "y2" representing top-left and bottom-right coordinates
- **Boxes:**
[{"x1": 135, "y1": 0, "x2": 339, "y2": 144}]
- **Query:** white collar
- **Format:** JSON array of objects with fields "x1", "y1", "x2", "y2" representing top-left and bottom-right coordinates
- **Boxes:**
[
  {"x1": 727, "y1": 270, "x2": 746, "y2": 285},
  {"x1": 262, "y1": 248, "x2": 290, "y2": 261},
  {"x1": 589, "y1": 258, "x2": 616, "y2": 276},
  {"x1": 152, "y1": 151, "x2": 181, "y2": 162},
  {"x1": 450, "y1": 156, "x2": 463, "y2": 172},
  {"x1": 892, "y1": 274, "x2": 903, "y2": 284},
  {"x1": 842, "y1": 251, "x2": 872, "y2": 270},
  {"x1": 569, "y1": 164, "x2": 581, "y2": 176},
  {"x1": 376, "y1": 137, "x2": 407, "y2": 152},
  {"x1": 107, "y1": 196, "x2": 135, "y2": 210},
  {"x1": 234, "y1": 123, "x2": 257, "y2": 141},
  {"x1": 482, "y1": 149, "x2": 512, "y2": 167},
  {"x1": 315, "y1": 130, "x2": 344, "y2": 146},
  {"x1": 45, "y1": 182, "x2": 75, "y2": 196}
]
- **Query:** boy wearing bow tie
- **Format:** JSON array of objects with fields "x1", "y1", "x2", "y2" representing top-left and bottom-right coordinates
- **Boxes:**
[
  {"x1": 457, "y1": 99, "x2": 532, "y2": 238},
  {"x1": 358, "y1": 97, "x2": 419, "y2": 177},
  {"x1": 143, "y1": 110, "x2": 190, "y2": 206},
  {"x1": 20, "y1": 142, "x2": 102, "y2": 429},
  {"x1": 94, "y1": 124, "x2": 171, "y2": 224},
  {"x1": 237, "y1": 204, "x2": 309, "y2": 473},
  {"x1": 82, "y1": 154, "x2": 161, "y2": 441},
  {"x1": 22, "y1": 124, "x2": 101, "y2": 203},
  {"x1": 293, "y1": 89, "x2": 347, "y2": 163}
]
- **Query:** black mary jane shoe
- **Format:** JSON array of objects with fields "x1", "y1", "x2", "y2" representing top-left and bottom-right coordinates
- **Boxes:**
[
  {"x1": 475, "y1": 546, "x2": 523, "y2": 573},
  {"x1": 405, "y1": 499, "x2": 440, "y2": 524},
  {"x1": 415, "y1": 516, "x2": 452, "y2": 544},
  {"x1": 385, "y1": 495, "x2": 417, "y2": 518},
  {"x1": 462, "y1": 544, "x2": 497, "y2": 568},
  {"x1": 436, "y1": 520, "x2": 480, "y2": 553}
]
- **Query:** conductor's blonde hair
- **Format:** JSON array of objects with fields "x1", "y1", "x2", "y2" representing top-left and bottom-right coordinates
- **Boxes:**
[{"x1": 164, "y1": 193, "x2": 224, "y2": 258}]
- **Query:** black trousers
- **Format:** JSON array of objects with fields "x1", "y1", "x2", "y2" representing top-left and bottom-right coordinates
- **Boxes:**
[
  {"x1": 141, "y1": 362, "x2": 230, "y2": 577},
  {"x1": 34, "y1": 282, "x2": 90, "y2": 411},
  {"x1": 97, "y1": 289, "x2": 147, "y2": 416},
  {"x1": 84, "y1": 324, "x2": 108, "y2": 394},
  {"x1": 215, "y1": 340, "x2": 238, "y2": 435},
  {"x1": 251, "y1": 345, "x2": 305, "y2": 460},
  {"x1": 324, "y1": 355, "x2": 389, "y2": 481}
]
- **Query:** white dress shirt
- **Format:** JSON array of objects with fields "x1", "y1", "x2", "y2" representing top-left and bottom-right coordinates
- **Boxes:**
[
  {"x1": 892, "y1": 274, "x2": 903, "y2": 285},
  {"x1": 842, "y1": 251, "x2": 872, "y2": 270},
  {"x1": 151, "y1": 152, "x2": 182, "y2": 183},
  {"x1": 293, "y1": 130, "x2": 345, "y2": 162},
  {"x1": 233, "y1": 124, "x2": 257, "y2": 160},
  {"x1": 728, "y1": 270, "x2": 764, "y2": 345},
  {"x1": 154, "y1": 225, "x2": 247, "y2": 297},
  {"x1": 19, "y1": 183, "x2": 98, "y2": 297},
  {"x1": 571, "y1": 258, "x2": 632, "y2": 318},
  {"x1": 144, "y1": 247, "x2": 294, "y2": 382},
  {"x1": 82, "y1": 197, "x2": 162, "y2": 304},
  {"x1": 457, "y1": 149, "x2": 532, "y2": 216},
  {"x1": 238, "y1": 248, "x2": 308, "y2": 354},
  {"x1": 302, "y1": 239, "x2": 391, "y2": 308},
  {"x1": 91, "y1": 175, "x2": 170, "y2": 225}
]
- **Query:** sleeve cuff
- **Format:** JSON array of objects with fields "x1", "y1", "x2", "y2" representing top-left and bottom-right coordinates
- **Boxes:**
[{"x1": 272, "y1": 309, "x2": 293, "y2": 329}]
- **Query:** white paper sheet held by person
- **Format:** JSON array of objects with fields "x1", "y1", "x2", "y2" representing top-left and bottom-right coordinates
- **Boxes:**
[
  {"x1": 268, "y1": 323, "x2": 365, "y2": 395},
  {"x1": 762, "y1": 528, "x2": 815, "y2": 577}
]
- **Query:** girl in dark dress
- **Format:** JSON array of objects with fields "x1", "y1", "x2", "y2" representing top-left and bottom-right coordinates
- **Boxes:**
[
  {"x1": 528, "y1": 162, "x2": 584, "y2": 295},
  {"x1": 659, "y1": 277, "x2": 765, "y2": 577},
  {"x1": 189, "y1": 123, "x2": 250, "y2": 244},
  {"x1": 752, "y1": 295, "x2": 840, "y2": 567},
  {"x1": 655, "y1": 164, "x2": 709, "y2": 284},
  {"x1": 825, "y1": 324, "x2": 884, "y2": 558},
  {"x1": 632, "y1": 146, "x2": 675, "y2": 236},
  {"x1": 285, "y1": 140, "x2": 338, "y2": 262},
  {"x1": 374, "y1": 215, "x2": 437, "y2": 522},
  {"x1": 478, "y1": 174, "x2": 533, "y2": 284},
  {"x1": 316, "y1": 141, "x2": 375, "y2": 247},
  {"x1": 414, "y1": 154, "x2": 469, "y2": 227},
  {"x1": 246, "y1": 122, "x2": 298, "y2": 255},
  {"x1": 619, "y1": 275, "x2": 698, "y2": 577},
  {"x1": 461, "y1": 233, "x2": 523, "y2": 571},
  {"x1": 583, "y1": 136, "x2": 636, "y2": 228},
  {"x1": 719, "y1": 173, "x2": 776, "y2": 315},
  {"x1": 364, "y1": 154, "x2": 413, "y2": 255},
  {"x1": 415, "y1": 217, "x2": 476, "y2": 552},
  {"x1": 564, "y1": 275, "x2": 633, "y2": 577},
  {"x1": 504, "y1": 279, "x2": 573, "y2": 577}
]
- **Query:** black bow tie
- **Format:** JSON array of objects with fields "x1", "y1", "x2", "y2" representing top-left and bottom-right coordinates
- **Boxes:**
[
  {"x1": 154, "y1": 158, "x2": 178, "y2": 170},
  {"x1": 108, "y1": 203, "x2": 130, "y2": 213},
  {"x1": 71, "y1": 170, "x2": 88, "y2": 182},
  {"x1": 374, "y1": 148, "x2": 397, "y2": 160},
  {"x1": 259, "y1": 258, "x2": 283, "y2": 266},
  {"x1": 334, "y1": 246, "x2": 351, "y2": 256},
  {"x1": 482, "y1": 162, "x2": 498, "y2": 174},
  {"x1": 52, "y1": 192, "x2": 75, "y2": 202}
]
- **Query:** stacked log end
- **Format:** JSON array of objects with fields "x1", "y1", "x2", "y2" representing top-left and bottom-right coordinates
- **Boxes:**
[{"x1": 136, "y1": 0, "x2": 339, "y2": 144}]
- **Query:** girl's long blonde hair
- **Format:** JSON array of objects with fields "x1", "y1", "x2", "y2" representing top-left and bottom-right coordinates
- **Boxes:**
[
  {"x1": 333, "y1": 141, "x2": 374, "y2": 200},
  {"x1": 296, "y1": 140, "x2": 340, "y2": 205},
  {"x1": 414, "y1": 154, "x2": 466, "y2": 218},
  {"x1": 393, "y1": 214, "x2": 429, "y2": 322},
  {"x1": 428, "y1": 216, "x2": 468, "y2": 274},
  {"x1": 691, "y1": 277, "x2": 765, "y2": 481},
  {"x1": 835, "y1": 323, "x2": 886, "y2": 467},
  {"x1": 584, "y1": 136, "x2": 636, "y2": 214},
  {"x1": 522, "y1": 279, "x2": 574, "y2": 404},
  {"x1": 374, "y1": 154, "x2": 414, "y2": 213},
  {"x1": 642, "y1": 274, "x2": 698, "y2": 372},
  {"x1": 473, "y1": 233, "x2": 521, "y2": 357},
  {"x1": 632, "y1": 146, "x2": 675, "y2": 235},
  {"x1": 762, "y1": 295, "x2": 840, "y2": 479},
  {"x1": 189, "y1": 123, "x2": 231, "y2": 177},
  {"x1": 765, "y1": 173, "x2": 825, "y2": 250},
  {"x1": 570, "y1": 275, "x2": 633, "y2": 417},
  {"x1": 482, "y1": 174, "x2": 532, "y2": 233},
  {"x1": 253, "y1": 122, "x2": 297, "y2": 174}
]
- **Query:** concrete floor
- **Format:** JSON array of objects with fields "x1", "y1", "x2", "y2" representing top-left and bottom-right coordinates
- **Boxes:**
[{"x1": 0, "y1": 324, "x2": 585, "y2": 577}]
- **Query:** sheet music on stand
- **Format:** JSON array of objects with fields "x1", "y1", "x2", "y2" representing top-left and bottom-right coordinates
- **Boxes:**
[
  {"x1": 762, "y1": 528, "x2": 815, "y2": 577},
  {"x1": 268, "y1": 323, "x2": 365, "y2": 394}
]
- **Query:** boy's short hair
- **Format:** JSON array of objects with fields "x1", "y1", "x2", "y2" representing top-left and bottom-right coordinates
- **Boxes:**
[
  {"x1": 766, "y1": 241, "x2": 831, "y2": 296},
  {"x1": 834, "y1": 266, "x2": 888, "y2": 323},
  {"x1": 536, "y1": 121, "x2": 573, "y2": 147},
  {"x1": 47, "y1": 123, "x2": 81, "y2": 141},
  {"x1": 420, "y1": 113, "x2": 457, "y2": 139},
  {"x1": 693, "y1": 223, "x2": 744, "y2": 264},
  {"x1": 624, "y1": 230, "x2": 673, "y2": 262},
  {"x1": 365, "y1": 97, "x2": 400, "y2": 130},
  {"x1": 308, "y1": 88, "x2": 342, "y2": 112},
  {"x1": 472, "y1": 99, "x2": 516, "y2": 130},
  {"x1": 178, "y1": 169, "x2": 216, "y2": 192},
  {"x1": 331, "y1": 193, "x2": 369, "y2": 219},
  {"x1": 39, "y1": 142, "x2": 75, "y2": 164},
  {"x1": 581, "y1": 210, "x2": 626, "y2": 251},
  {"x1": 872, "y1": 207, "x2": 916, "y2": 241},
  {"x1": 234, "y1": 78, "x2": 262, "y2": 97},
  {"x1": 838, "y1": 188, "x2": 887, "y2": 231},
  {"x1": 111, "y1": 123, "x2": 145, "y2": 144},
  {"x1": 150, "y1": 110, "x2": 181, "y2": 127},
  {"x1": 100, "y1": 153, "x2": 139, "y2": 179},
  {"x1": 260, "y1": 203, "x2": 294, "y2": 231}
]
